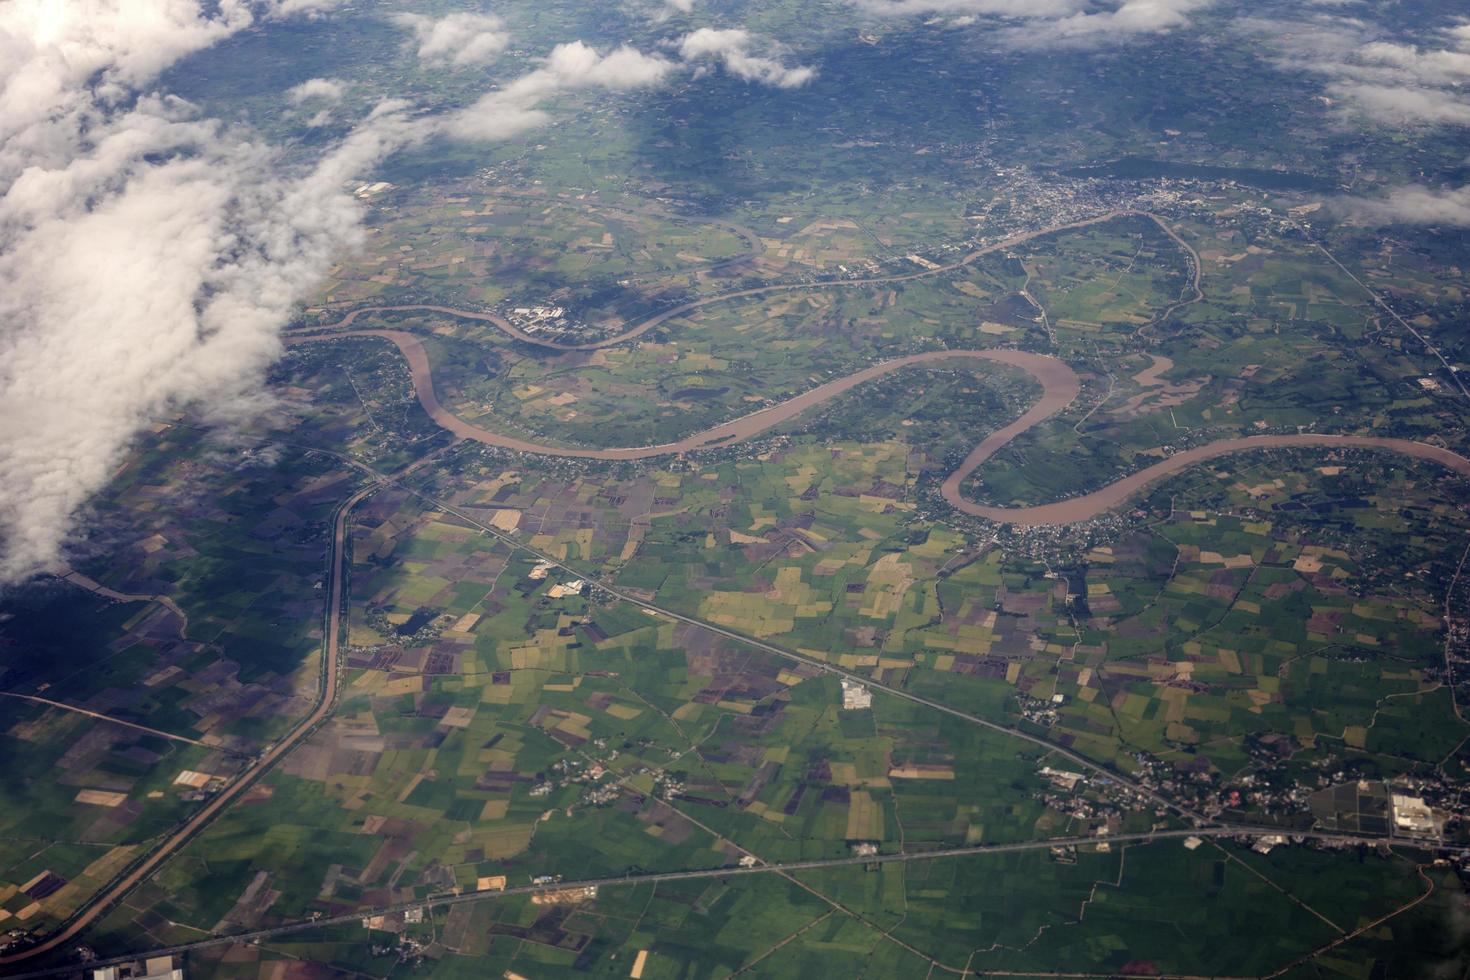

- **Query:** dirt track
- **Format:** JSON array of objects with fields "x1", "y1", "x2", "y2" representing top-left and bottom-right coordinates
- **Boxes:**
[{"x1": 291, "y1": 330, "x2": 1470, "y2": 524}]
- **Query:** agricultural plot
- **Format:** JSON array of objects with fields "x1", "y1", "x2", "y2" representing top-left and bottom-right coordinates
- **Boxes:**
[
  {"x1": 947, "y1": 455, "x2": 1470, "y2": 790},
  {"x1": 406, "y1": 367, "x2": 1470, "y2": 807},
  {"x1": 170, "y1": 840, "x2": 1432, "y2": 979},
  {"x1": 11, "y1": 4, "x2": 1470, "y2": 975},
  {"x1": 271, "y1": 339, "x2": 455, "y2": 469},
  {"x1": 0, "y1": 694, "x2": 244, "y2": 938},
  {"x1": 309, "y1": 186, "x2": 755, "y2": 329},
  {"x1": 66, "y1": 424, "x2": 351, "y2": 697},
  {"x1": 965, "y1": 218, "x2": 1459, "y2": 508},
  {"x1": 800, "y1": 841, "x2": 1428, "y2": 976},
  {"x1": 1014, "y1": 214, "x2": 1193, "y2": 348},
  {"x1": 79, "y1": 488, "x2": 1075, "y2": 958},
  {"x1": 1058, "y1": 519, "x2": 1464, "y2": 775},
  {"x1": 0, "y1": 420, "x2": 372, "y2": 937}
]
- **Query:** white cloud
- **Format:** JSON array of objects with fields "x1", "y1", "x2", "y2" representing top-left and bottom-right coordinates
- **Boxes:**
[
  {"x1": 391, "y1": 12, "x2": 509, "y2": 66},
  {"x1": 1328, "y1": 81, "x2": 1470, "y2": 125},
  {"x1": 0, "y1": 97, "x2": 424, "y2": 582},
  {"x1": 0, "y1": 0, "x2": 251, "y2": 184},
  {"x1": 446, "y1": 41, "x2": 675, "y2": 141},
  {"x1": 287, "y1": 77, "x2": 346, "y2": 103},
  {"x1": 1005, "y1": 0, "x2": 1212, "y2": 45},
  {"x1": 1337, "y1": 184, "x2": 1470, "y2": 227},
  {"x1": 1243, "y1": 14, "x2": 1470, "y2": 128},
  {"x1": 853, "y1": 0, "x2": 1213, "y2": 44},
  {"x1": 1354, "y1": 40, "x2": 1470, "y2": 82},
  {"x1": 855, "y1": 0, "x2": 1078, "y2": 16},
  {"x1": 678, "y1": 28, "x2": 816, "y2": 88},
  {"x1": 642, "y1": 0, "x2": 696, "y2": 24},
  {"x1": 259, "y1": 0, "x2": 349, "y2": 20},
  {"x1": 0, "y1": 1, "x2": 550, "y2": 579},
  {"x1": 0, "y1": 1, "x2": 368, "y2": 579},
  {"x1": 548, "y1": 41, "x2": 676, "y2": 88},
  {"x1": 0, "y1": 2, "x2": 755, "y2": 579}
]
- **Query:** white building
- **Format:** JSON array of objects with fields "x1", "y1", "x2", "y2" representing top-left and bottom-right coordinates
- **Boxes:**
[
  {"x1": 840, "y1": 677, "x2": 872, "y2": 710},
  {"x1": 1391, "y1": 794, "x2": 1437, "y2": 836}
]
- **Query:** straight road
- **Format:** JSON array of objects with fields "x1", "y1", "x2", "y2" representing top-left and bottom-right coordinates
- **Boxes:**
[
  {"x1": 5, "y1": 824, "x2": 1447, "y2": 980},
  {"x1": 393, "y1": 480, "x2": 1209, "y2": 825},
  {"x1": 1297, "y1": 226, "x2": 1470, "y2": 403},
  {"x1": 0, "y1": 692, "x2": 246, "y2": 757},
  {"x1": 0, "y1": 481, "x2": 376, "y2": 967}
]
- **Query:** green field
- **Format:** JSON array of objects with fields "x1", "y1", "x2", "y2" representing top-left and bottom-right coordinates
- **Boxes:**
[{"x1": 8, "y1": 2, "x2": 1470, "y2": 972}]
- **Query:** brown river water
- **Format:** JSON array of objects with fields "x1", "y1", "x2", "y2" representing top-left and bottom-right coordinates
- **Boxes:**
[{"x1": 292, "y1": 330, "x2": 1470, "y2": 525}]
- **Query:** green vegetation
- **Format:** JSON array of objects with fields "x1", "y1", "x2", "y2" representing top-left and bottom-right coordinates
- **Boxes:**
[{"x1": 10, "y1": 6, "x2": 1470, "y2": 969}]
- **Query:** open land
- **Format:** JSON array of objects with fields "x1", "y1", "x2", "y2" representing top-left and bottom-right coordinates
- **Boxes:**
[{"x1": 8, "y1": 16, "x2": 1470, "y2": 976}]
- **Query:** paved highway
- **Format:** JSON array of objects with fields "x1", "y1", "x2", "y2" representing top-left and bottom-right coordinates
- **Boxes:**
[
  {"x1": 11, "y1": 209, "x2": 1464, "y2": 969},
  {"x1": 0, "y1": 692, "x2": 246, "y2": 757},
  {"x1": 4, "y1": 825, "x2": 1448, "y2": 980},
  {"x1": 0, "y1": 482, "x2": 377, "y2": 967},
  {"x1": 393, "y1": 478, "x2": 1212, "y2": 825}
]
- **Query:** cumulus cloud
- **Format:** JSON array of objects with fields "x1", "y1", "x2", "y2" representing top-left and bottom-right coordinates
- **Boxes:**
[
  {"x1": 678, "y1": 28, "x2": 816, "y2": 88},
  {"x1": 548, "y1": 41, "x2": 676, "y2": 88},
  {"x1": 851, "y1": 0, "x2": 1213, "y2": 41},
  {"x1": 852, "y1": 0, "x2": 1217, "y2": 39},
  {"x1": 1336, "y1": 184, "x2": 1470, "y2": 227},
  {"x1": 0, "y1": 0, "x2": 687, "y2": 580},
  {"x1": 259, "y1": 0, "x2": 349, "y2": 19},
  {"x1": 0, "y1": 128, "x2": 395, "y2": 578},
  {"x1": 1354, "y1": 40, "x2": 1470, "y2": 81},
  {"x1": 0, "y1": 10, "x2": 424, "y2": 580},
  {"x1": 1330, "y1": 82, "x2": 1470, "y2": 125},
  {"x1": 640, "y1": 0, "x2": 697, "y2": 23},
  {"x1": 391, "y1": 12, "x2": 510, "y2": 66},
  {"x1": 855, "y1": 0, "x2": 1077, "y2": 17},
  {"x1": 0, "y1": 3, "x2": 305, "y2": 576},
  {"x1": 446, "y1": 41, "x2": 675, "y2": 140},
  {"x1": 1242, "y1": 14, "x2": 1470, "y2": 127},
  {"x1": 287, "y1": 77, "x2": 346, "y2": 103},
  {"x1": 1006, "y1": 0, "x2": 1213, "y2": 45},
  {"x1": 0, "y1": 0, "x2": 250, "y2": 185}
]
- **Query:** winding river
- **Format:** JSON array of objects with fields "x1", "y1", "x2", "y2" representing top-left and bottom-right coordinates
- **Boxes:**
[{"x1": 290, "y1": 330, "x2": 1470, "y2": 525}]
